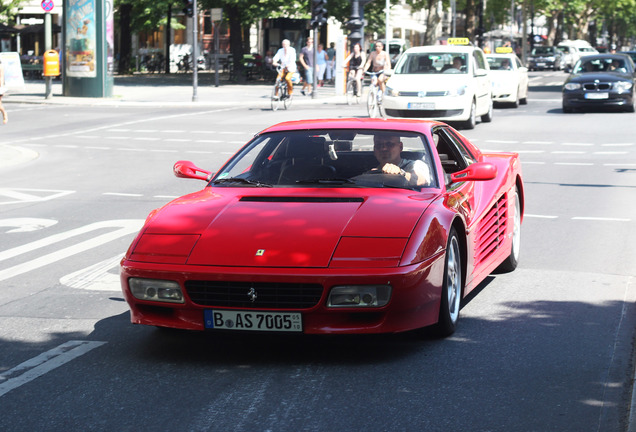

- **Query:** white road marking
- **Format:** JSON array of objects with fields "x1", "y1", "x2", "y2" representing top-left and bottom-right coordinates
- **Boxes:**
[
  {"x1": 120, "y1": 148, "x2": 145, "y2": 151},
  {"x1": 525, "y1": 214, "x2": 559, "y2": 219},
  {"x1": 0, "y1": 341, "x2": 107, "y2": 398},
  {"x1": 194, "y1": 140, "x2": 222, "y2": 143},
  {"x1": 132, "y1": 137, "x2": 159, "y2": 141},
  {"x1": 85, "y1": 146, "x2": 111, "y2": 150},
  {"x1": 60, "y1": 255, "x2": 122, "y2": 291},
  {"x1": 555, "y1": 162, "x2": 594, "y2": 166},
  {"x1": 164, "y1": 139, "x2": 190, "y2": 142},
  {"x1": 604, "y1": 163, "x2": 636, "y2": 167},
  {"x1": 103, "y1": 192, "x2": 143, "y2": 197},
  {"x1": 105, "y1": 136, "x2": 130, "y2": 140},
  {"x1": 593, "y1": 151, "x2": 629, "y2": 155},
  {"x1": 162, "y1": 130, "x2": 186, "y2": 133},
  {"x1": 552, "y1": 151, "x2": 586, "y2": 154},
  {"x1": 153, "y1": 195, "x2": 179, "y2": 199},
  {"x1": 602, "y1": 143, "x2": 633, "y2": 147},
  {"x1": 149, "y1": 149, "x2": 179, "y2": 153},
  {"x1": 563, "y1": 142, "x2": 593, "y2": 146},
  {"x1": 521, "y1": 161, "x2": 546, "y2": 164},
  {"x1": 485, "y1": 140, "x2": 518, "y2": 144},
  {"x1": 572, "y1": 217, "x2": 631, "y2": 222},
  {"x1": 515, "y1": 150, "x2": 545, "y2": 154},
  {"x1": 0, "y1": 218, "x2": 58, "y2": 233},
  {"x1": 0, "y1": 188, "x2": 75, "y2": 206},
  {"x1": 522, "y1": 141, "x2": 553, "y2": 145},
  {"x1": 55, "y1": 145, "x2": 79, "y2": 148},
  {"x1": 0, "y1": 219, "x2": 143, "y2": 282}
]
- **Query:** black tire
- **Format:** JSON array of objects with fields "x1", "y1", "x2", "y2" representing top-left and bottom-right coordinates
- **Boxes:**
[
  {"x1": 433, "y1": 228, "x2": 463, "y2": 337},
  {"x1": 562, "y1": 104, "x2": 573, "y2": 113},
  {"x1": 346, "y1": 80, "x2": 356, "y2": 105},
  {"x1": 270, "y1": 83, "x2": 281, "y2": 111},
  {"x1": 496, "y1": 188, "x2": 521, "y2": 273},
  {"x1": 481, "y1": 100, "x2": 493, "y2": 122},
  {"x1": 367, "y1": 87, "x2": 379, "y2": 118},
  {"x1": 462, "y1": 100, "x2": 476, "y2": 129},
  {"x1": 283, "y1": 87, "x2": 292, "y2": 110},
  {"x1": 625, "y1": 97, "x2": 635, "y2": 113},
  {"x1": 520, "y1": 86, "x2": 528, "y2": 105}
]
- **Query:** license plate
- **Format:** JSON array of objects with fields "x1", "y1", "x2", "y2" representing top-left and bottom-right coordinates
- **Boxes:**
[
  {"x1": 585, "y1": 92, "x2": 609, "y2": 100},
  {"x1": 204, "y1": 310, "x2": 302, "y2": 332},
  {"x1": 537, "y1": 62, "x2": 546, "y2": 67},
  {"x1": 408, "y1": 102, "x2": 435, "y2": 109}
]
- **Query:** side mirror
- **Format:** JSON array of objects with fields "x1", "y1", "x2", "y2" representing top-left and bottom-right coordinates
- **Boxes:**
[
  {"x1": 173, "y1": 160, "x2": 213, "y2": 181},
  {"x1": 450, "y1": 162, "x2": 497, "y2": 183}
]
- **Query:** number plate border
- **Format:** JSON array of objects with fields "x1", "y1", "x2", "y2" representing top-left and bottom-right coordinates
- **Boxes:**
[{"x1": 204, "y1": 309, "x2": 303, "y2": 332}]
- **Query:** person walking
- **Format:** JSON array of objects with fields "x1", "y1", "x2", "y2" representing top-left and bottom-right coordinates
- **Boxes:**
[
  {"x1": 326, "y1": 42, "x2": 336, "y2": 83},
  {"x1": 299, "y1": 37, "x2": 314, "y2": 96},
  {"x1": 0, "y1": 58, "x2": 7, "y2": 124},
  {"x1": 316, "y1": 43, "x2": 329, "y2": 87}
]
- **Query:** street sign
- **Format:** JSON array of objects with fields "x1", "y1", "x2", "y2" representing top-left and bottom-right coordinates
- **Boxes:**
[
  {"x1": 211, "y1": 8, "x2": 222, "y2": 21},
  {"x1": 41, "y1": 0, "x2": 54, "y2": 12}
]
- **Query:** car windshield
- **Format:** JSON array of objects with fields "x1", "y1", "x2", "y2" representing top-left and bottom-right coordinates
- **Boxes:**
[
  {"x1": 395, "y1": 52, "x2": 467, "y2": 74},
  {"x1": 532, "y1": 47, "x2": 554, "y2": 55},
  {"x1": 487, "y1": 56, "x2": 514, "y2": 70},
  {"x1": 212, "y1": 129, "x2": 437, "y2": 190},
  {"x1": 574, "y1": 57, "x2": 630, "y2": 73}
]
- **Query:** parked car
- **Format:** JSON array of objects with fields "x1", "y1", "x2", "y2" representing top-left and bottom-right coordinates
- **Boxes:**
[
  {"x1": 527, "y1": 46, "x2": 564, "y2": 71},
  {"x1": 562, "y1": 54, "x2": 636, "y2": 113},
  {"x1": 558, "y1": 40, "x2": 599, "y2": 71}
]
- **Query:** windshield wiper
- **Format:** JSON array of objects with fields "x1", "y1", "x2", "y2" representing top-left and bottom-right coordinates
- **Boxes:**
[
  {"x1": 212, "y1": 178, "x2": 272, "y2": 187},
  {"x1": 295, "y1": 178, "x2": 358, "y2": 185}
]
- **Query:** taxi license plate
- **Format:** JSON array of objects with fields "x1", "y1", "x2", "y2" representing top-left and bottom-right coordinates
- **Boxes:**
[
  {"x1": 204, "y1": 310, "x2": 302, "y2": 332},
  {"x1": 408, "y1": 102, "x2": 435, "y2": 110},
  {"x1": 585, "y1": 92, "x2": 609, "y2": 100}
]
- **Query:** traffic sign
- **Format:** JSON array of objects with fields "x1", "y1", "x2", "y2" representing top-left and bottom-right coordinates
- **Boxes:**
[{"x1": 41, "y1": 0, "x2": 54, "y2": 12}]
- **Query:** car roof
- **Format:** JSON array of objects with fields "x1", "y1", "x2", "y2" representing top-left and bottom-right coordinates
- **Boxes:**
[
  {"x1": 402, "y1": 45, "x2": 482, "y2": 55},
  {"x1": 259, "y1": 118, "x2": 445, "y2": 135}
]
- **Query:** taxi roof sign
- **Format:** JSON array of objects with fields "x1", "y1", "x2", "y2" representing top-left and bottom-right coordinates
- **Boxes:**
[
  {"x1": 495, "y1": 46, "x2": 513, "y2": 53},
  {"x1": 447, "y1": 38, "x2": 470, "y2": 46}
]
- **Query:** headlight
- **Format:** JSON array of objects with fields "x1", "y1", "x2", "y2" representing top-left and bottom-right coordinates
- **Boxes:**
[
  {"x1": 449, "y1": 85, "x2": 467, "y2": 96},
  {"x1": 129, "y1": 278, "x2": 185, "y2": 303},
  {"x1": 327, "y1": 285, "x2": 392, "y2": 308},
  {"x1": 614, "y1": 81, "x2": 633, "y2": 92},
  {"x1": 385, "y1": 86, "x2": 399, "y2": 97},
  {"x1": 564, "y1": 83, "x2": 581, "y2": 91}
]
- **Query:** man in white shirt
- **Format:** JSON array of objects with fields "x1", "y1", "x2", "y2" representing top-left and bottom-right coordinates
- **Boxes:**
[{"x1": 272, "y1": 39, "x2": 297, "y2": 98}]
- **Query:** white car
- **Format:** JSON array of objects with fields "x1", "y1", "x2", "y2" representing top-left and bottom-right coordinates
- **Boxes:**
[
  {"x1": 383, "y1": 43, "x2": 494, "y2": 129},
  {"x1": 486, "y1": 53, "x2": 529, "y2": 107}
]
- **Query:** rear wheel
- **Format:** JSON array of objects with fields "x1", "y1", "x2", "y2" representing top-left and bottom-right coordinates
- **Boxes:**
[
  {"x1": 270, "y1": 83, "x2": 281, "y2": 111},
  {"x1": 283, "y1": 87, "x2": 292, "y2": 109},
  {"x1": 346, "y1": 80, "x2": 358, "y2": 105},
  {"x1": 433, "y1": 228, "x2": 463, "y2": 337},
  {"x1": 481, "y1": 99, "x2": 493, "y2": 122},
  {"x1": 497, "y1": 188, "x2": 521, "y2": 272}
]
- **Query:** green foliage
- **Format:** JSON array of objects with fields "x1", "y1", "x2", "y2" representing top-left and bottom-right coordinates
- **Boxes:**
[{"x1": 0, "y1": 0, "x2": 24, "y2": 23}]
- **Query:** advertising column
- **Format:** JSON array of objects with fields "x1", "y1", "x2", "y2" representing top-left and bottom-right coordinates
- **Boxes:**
[{"x1": 63, "y1": 0, "x2": 114, "y2": 97}]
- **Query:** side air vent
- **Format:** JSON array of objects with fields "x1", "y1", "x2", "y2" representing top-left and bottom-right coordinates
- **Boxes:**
[{"x1": 475, "y1": 195, "x2": 508, "y2": 263}]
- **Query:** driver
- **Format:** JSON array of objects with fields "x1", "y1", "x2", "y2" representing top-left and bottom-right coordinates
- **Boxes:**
[{"x1": 371, "y1": 134, "x2": 431, "y2": 186}]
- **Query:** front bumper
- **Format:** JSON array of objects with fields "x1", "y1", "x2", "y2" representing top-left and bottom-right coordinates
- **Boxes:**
[
  {"x1": 120, "y1": 253, "x2": 445, "y2": 335},
  {"x1": 383, "y1": 94, "x2": 471, "y2": 121},
  {"x1": 562, "y1": 91, "x2": 633, "y2": 109}
]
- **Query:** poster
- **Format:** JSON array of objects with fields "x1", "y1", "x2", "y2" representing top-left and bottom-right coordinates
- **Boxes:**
[
  {"x1": 65, "y1": 0, "x2": 96, "y2": 77},
  {"x1": 0, "y1": 52, "x2": 26, "y2": 90}
]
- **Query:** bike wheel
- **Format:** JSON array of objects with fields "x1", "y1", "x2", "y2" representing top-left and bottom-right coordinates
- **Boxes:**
[
  {"x1": 283, "y1": 87, "x2": 293, "y2": 109},
  {"x1": 346, "y1": 80, "x2": 355, "y2": 105},
  {"x1": 367, "y1": 88, "x2": 379, "y2": 118},
  {"x1": 270, "y1": 83, "x2": 281, "y2": 111}
]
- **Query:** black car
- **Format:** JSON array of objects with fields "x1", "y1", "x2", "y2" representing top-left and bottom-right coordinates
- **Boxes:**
[
  {"x1": 527, "y1": 46, "x2": 564, "y2": 71},
  {"x1": 562, "y1": 54, "x2": 636, "y2": 113}
]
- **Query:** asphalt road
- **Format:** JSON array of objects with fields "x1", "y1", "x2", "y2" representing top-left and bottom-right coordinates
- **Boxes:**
[{"x1": 1, "y1": 71, "x2": 635, "y2": 432}]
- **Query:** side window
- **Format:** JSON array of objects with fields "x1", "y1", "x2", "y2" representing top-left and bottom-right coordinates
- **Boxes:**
[
  {"x1": 433, "y1": 128, "x2": 468, "y2": 178},
  {"x1": 473, "y1": 50, "x2": 487, "y2": 71}
]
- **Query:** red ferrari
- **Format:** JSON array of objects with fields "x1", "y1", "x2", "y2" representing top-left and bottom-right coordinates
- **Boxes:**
[{"x1": 121, "y1": 118, "x2": 523, "y2": 337}]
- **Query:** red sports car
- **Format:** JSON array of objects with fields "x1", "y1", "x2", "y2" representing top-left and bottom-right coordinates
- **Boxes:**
[{"x1": 120, "y1": 118, "x2": 523, "y2": 337}]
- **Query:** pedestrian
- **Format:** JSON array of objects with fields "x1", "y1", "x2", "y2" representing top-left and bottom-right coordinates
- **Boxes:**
[
  {"x1": 326, "y1": 42, "x2": 336, "y2": 83},
  {"x1": 299, "y1": 36, "x2": 314, "y2": 95},
  {"x1": 316, "y1": 43, "x2": 328, "y2": 86},
  {"x1": 0, "y1": 58, "x2": 7, "y2": 125}
]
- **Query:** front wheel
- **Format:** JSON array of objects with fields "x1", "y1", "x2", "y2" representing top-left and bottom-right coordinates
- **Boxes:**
[
  {"x1": 346, "y1": 80, "x2": 356, "y2": 105},
  {"x1": 481, "y1": 99, "x2": 493, "y2": 122},
  {"x1": 367, "y1": 87, "x2": 379, "y2": 118},
  {"x1": 462, "y1": 100, "x2": 476, "y2": 129},
  {"x1": 433, "y1": 228, "x2": 463, "y2": 337}
]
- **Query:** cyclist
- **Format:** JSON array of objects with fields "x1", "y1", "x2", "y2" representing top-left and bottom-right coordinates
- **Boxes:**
[
  {"x1": 363, "y1": 40, "x2": 391, "y2": 94},
  {"x1": 344, "y1": 42, "x2": 365, "y2": 96},
  {"x1": 272, "y1": 39, "x2": 297, "y2": 98}
]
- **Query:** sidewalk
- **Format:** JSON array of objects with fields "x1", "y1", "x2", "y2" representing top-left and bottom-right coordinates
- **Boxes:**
[{"x1": 4, "y1": 72, "x2": 343, "y2": 108}]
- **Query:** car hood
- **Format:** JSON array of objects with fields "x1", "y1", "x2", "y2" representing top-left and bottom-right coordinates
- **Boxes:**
[
  {"x1": 137, "y1": 188, "x2": 437, "y2": 267},
  {"x1": 567, "y1": 72, "x2": 633, "y2": 82},
  {"x1": 388, "y1": 73, "x2": 469, "y2": 91}
]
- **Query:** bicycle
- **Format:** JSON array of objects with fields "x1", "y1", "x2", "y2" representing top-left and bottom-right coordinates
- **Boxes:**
[
  {"x1": 346, "y1": 70, "x2": 362, "y2": 105},
  {"x1": 271, "y1": 67, "x2": 293, "y2": 111},
  {"x1": 365, "y1": 71, "x2": 385, "y2": 118}
]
